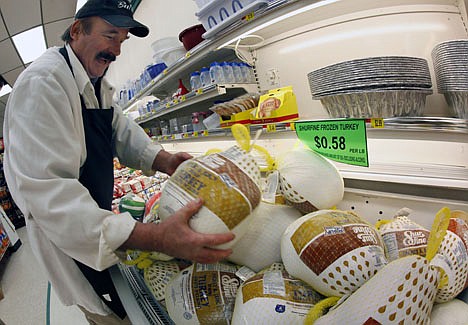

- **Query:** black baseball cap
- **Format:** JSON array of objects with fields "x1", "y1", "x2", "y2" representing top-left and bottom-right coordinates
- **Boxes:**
[{"x1": 75, "y1": 0, "x2": 149, "y2": 37}]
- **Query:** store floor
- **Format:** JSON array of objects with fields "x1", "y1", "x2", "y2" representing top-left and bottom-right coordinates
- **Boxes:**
[{"x1": 0, "y1": 226, "x2": 87, "y2": 324}]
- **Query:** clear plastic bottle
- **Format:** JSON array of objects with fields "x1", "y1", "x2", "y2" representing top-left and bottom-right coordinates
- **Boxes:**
[
  {"x1": 209, "y1": 62, "x2": 224, "y2": 85},
  {"x1": 230, "y1": 62, "x2": 243, "y2": 83},
  {"x1": 240, "y1": 62, "x2": 255, "y2": 83},
  {"x1": 200, "y1": 67, "x2": 211, "y2": 87},
  {"x1": 220, "y1": 62, "x2": 234, "y2": 84},
  {"x1": 190, "y1": 71, "x2": 202, "y2": 91}
]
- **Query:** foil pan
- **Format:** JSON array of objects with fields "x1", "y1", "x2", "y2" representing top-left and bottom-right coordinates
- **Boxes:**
[
  {"x1": 318, "y1": 89, "x2": 432, "y2": 118},
  {"x1": 444, "y1": 91, "x2": 468, "y2": 119}
]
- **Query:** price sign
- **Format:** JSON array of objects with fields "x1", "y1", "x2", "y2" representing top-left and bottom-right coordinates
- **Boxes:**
[
  {"x1": 203, "y1": 130, "x2": 209, "y2": 136},
  {"x1": 185, "y1": 52, "x2": 191, "y2": 58},
  {"x1": 180, "y1": 95, "x2": 186, "y2": 102},
  {"x1": 245, "y1": 12, "x2": 255, "y2": 21},
  {"x1": 266, "y1": 124, "x2": 276, "y2": 133},
  {"x1": 371, "y1": 118, "x2": 384, "y2": 128},
  {"x1": 193, "y1": 131, "x2": 199, "y2": 137},
  {"x1": 196, "y1": 89, "x2": 203, "y2": 95},
  {"x1": 295, "y1": 119, "x2": 368, "y2": 167}
]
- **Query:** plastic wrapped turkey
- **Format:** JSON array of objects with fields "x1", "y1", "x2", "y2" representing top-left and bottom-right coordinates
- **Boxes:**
[
  {"x1": 231, "y1": 263, "x2": 324, "y2": 324},
  {"x1": 377, "y1": 208, "x2": 431, "y2": 261},
  {"x1": 276, "y1": 147, "x2": 344, "y2": 214},
  {"x1": 143, "y1": 259, "x2": 189, "y2": 302},
  {"x1": 227, "y1": 202, "x2": 301, "y2": 272},
  {"x1": 281, "y1": 209, "x2": 387, "y2": 297},
  {"x1": 432, "y1": 215, "x2": 468, "y2": 302},
  {"x1": 313, "y1": 255, "x2": 440, "y2": 325},
  {"x1": 165, "y1": 262, "x2": 241, "y2": 324},
  {"x1": 158, "y1": 145, "x2": 261, "y2": 249}
]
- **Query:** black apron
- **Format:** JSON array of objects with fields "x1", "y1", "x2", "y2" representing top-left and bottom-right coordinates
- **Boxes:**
[{"x1": 59, "y1": 47, "x2": 126, "y2": 319}]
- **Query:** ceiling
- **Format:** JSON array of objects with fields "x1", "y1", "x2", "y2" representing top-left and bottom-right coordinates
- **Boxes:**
[{"x1": 0, "y1": 0, "x2": 79, "y2": 136}]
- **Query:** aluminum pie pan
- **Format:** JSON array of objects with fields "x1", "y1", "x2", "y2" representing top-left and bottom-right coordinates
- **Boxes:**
[
  {"x1": 443, "y1": 91, "x2": 468, "y2": 119},
  {"x1": 316, "y1": 89, "x2": 432, "y2": 118},
  {"x1": 312, "y1": 85, "x2": 432, "y2": 99},
  {"x1": 309, "y1": 79, "x2": 432, "y2": 96},
  {"x1": 309, "y1": 57, "x2": 429, "y2": 79}
]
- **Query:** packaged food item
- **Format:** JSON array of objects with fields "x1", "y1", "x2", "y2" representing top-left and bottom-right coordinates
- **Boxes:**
[
  {"x1": 313, "y1": 255, "x2": 440, "y2": 325},
  {"x1": 252, "y1": 86, "x2": 299, "y2": 124},
  {"x1": 227, "y1": 202, "x2": 301, "y2": 272},
  {"x1": 232, "y1": 263, "x2": 324, "y2": 324},
  {"x1": 277, "y1": 147, "x2": 344, "y2": 214},
  {"x1": 377, "y1": 208, "x2": 431, "y2": 261},
  {"x1": 281, "y1": 209, "x2": 387, "y2": 297},
  {"x1": 158, "y1": 145, "x2": 261, "y2": 249},
  {"x1": 165, "y1": 262, "x2": 241, "y2": 324},
  {"x1": 433, "y1": 215, "x2": 468, "y2": 302}
]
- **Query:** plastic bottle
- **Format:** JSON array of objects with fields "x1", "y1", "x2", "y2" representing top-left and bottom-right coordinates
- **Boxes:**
[
  {"x1": 240, "y1": 62, "x2": 255, "y2": 83},
  {"x1": 190, "y1": 71, "x2": 202, "y2": 91},
  {"x1": 200, "y1": 67, "x2": 211, "y2": 87},
  {"x1": 209, "y1": 62, "x2": 224, "y2": 85},
  {"x1": 221, "y1": 62, "x2": 234, "y2": 84},
  {"x1": 230, "y1": 62, "x2": 243, "y2": 83}
]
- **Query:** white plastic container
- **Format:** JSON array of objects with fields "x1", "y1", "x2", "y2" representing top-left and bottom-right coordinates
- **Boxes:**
[
  {"x1": 151, "y1": 37, "x2": 180, "y2": 54},
  {"x1": 200, "y1": 67, "x2": 211, "y2": 87},
  {"x1": 209, "y1": 61, "x2": 224, "y2": 84},
  {"x1": 160, "y1": 46, "x2": 186, "y2": 67},
  {"x1": 196, "y1": 0, "x2": 269, "y2": 38}
]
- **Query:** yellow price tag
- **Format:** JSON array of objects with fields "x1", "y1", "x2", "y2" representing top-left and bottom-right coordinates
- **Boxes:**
[
  {"x1": 203, "y1": 130, "x2": 209, "y2": 136},
  {"x1": 290, "y1": 122, "x2": 296, "y2": 131},
  {"x1": 173, "y1": 99, "x2": 179, "y2": 104},
  {"x1": 185, "y1": 52, "x2": 191, "y2": 58},
  {"x1": 196, "y1": 89, "x2": 203, "y2": 95},
  {"x1": 245, "y1": 12, "x2": 255, "y2": 21},
  {"x1": 371, "y1": 118, "x2": 384, "y2": 128},
  {"x1": 171, "y1": 135, "x2": 175, "y2": 139},
  {"x1": 157, "y1": 136, "x2": 162, "y2": 141},
  {"x1": 266, "y1": 124, "x2": 277, "y2": 133},
  {"x1": 183, "y1": 133, "x2": 188, "y2": 138},
  {"x1": 163, "y1": 136, "x2": 168, "y2": 140},
  {"x1": 180, "y1": 95, "x2": 186, "y2": 101},
  {"x1": 165, "y1": 103, "x2": 170, "y2": 108},
  {"x1": 163, "y1": 69, "x2": 168, "y2": 75},
  {"x1": 193, "y1": 131, "x2": 199, "y2": 137}
]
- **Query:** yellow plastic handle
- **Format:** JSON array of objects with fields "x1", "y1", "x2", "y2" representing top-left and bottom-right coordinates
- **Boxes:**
[
  {"x1": 251, "y1": 144, "x2": 276, "y2": 171},
  {"x1": 231, "y1": 124, "x2": 251, "y2": 152},
  {"x1": 305, "y1": 296, "x2": 340, "y2": 324},
  {"x1": 375, "y1": 219, "x2": 392, "y2": 230},
  {"x1": 426, "y1": 207, "x2": 451, "y2": 262}
]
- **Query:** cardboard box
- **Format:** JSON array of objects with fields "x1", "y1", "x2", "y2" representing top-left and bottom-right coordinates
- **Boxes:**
[
  {"x1": 219, "y1": 109, "x2": 253, "y2": 128},
  {"x1": 251, "y1": 86, "x2": 299, "y2": 124}
]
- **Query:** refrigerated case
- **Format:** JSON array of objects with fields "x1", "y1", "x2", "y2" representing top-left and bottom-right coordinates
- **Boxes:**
[{"x1": 108, "y1": 0, "x2": 468, "y2": 323}]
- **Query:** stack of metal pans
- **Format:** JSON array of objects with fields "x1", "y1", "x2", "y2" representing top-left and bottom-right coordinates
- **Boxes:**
[
  {"x1": 432, "y1": 39, "x2": 468, "y2": 119},
  {"x1": 307, "y1": 56, "x2": 433, "y2": 118}
]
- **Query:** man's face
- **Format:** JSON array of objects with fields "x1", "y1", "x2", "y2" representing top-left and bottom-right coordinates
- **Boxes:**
[{"x1": 70, "y1": 17, "x2": 129, "y2": 78}]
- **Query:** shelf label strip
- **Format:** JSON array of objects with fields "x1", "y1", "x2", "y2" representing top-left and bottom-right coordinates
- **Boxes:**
[{"x1": 295, "y1": 119, "x2": 369, "y2": 167}]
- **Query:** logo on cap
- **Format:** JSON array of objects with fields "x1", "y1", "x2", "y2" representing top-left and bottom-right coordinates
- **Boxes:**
[{"x1": 117, "y1": 0, "x2": 131, "y2": 10}]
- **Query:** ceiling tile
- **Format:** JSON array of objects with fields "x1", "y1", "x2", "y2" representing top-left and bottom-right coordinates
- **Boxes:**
[
  {"x1": 0, "y1": 39, "x2": 23, "y2": 74},
  {"x1": 0, "y1": 15, "x2": 8, "y2": 41},
  {"x1": 3, "y1": 66, "x2": 25, "y2": 87},
  {"x1": 44, "y1": 18, "x2": 73, "y2": 47},
  {"x1": 42, "y1": 0, "x2": 77, "y2": 24},
  {"x1": 1, "y1": 0, "x2": 42, "y2": 36}
]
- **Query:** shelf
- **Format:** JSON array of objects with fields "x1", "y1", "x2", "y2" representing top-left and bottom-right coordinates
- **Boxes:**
[
  {"x1": 136, "y1": 84, "x2": 258, "y2": 126},
  {"x1": 123, "y1": 47, "x2": 238, "y2": 111}
]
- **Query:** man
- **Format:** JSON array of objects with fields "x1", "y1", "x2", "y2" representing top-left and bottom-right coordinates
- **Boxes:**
[{"x1": 3, "y1": 0, "x2": 234, "y2": 323}]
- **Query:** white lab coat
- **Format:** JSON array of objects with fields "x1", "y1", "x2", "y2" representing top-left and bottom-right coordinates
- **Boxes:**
[{"x1": 3, "y1": 44, "x2": 162, "y2": 315}]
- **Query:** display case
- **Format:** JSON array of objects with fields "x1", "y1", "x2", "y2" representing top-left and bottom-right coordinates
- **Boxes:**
[{"x1": 109, "y1": 0, "x2": 468, "y2": 323}]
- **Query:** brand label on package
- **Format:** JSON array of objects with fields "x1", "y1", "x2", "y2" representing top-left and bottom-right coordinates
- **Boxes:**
[{"x1": 295, "y1": 119, "x2": 369, "y2": 167}]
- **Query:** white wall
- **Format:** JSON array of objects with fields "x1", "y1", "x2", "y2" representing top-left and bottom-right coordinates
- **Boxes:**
[{"x1": 106, "y1": 0, "x2": 200, "y2": 91}]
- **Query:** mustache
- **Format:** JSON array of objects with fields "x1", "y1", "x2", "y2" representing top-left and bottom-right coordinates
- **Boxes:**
[{"x1": 97, "y1": 51, "x2": 116, "y2": 62}]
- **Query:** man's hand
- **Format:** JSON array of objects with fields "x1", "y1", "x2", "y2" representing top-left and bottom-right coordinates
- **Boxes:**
[
  {"x1": 152, "y1": 150, "x2": 192, "y2": 176},
  {"x1": 121, "y1": 198, "x2": 235, "y2": 264}
]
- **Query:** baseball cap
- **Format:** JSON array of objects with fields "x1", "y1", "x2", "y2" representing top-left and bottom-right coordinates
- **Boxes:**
[{"x1": 75, "y1": 0, "x2": 149, "y2": 37}]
